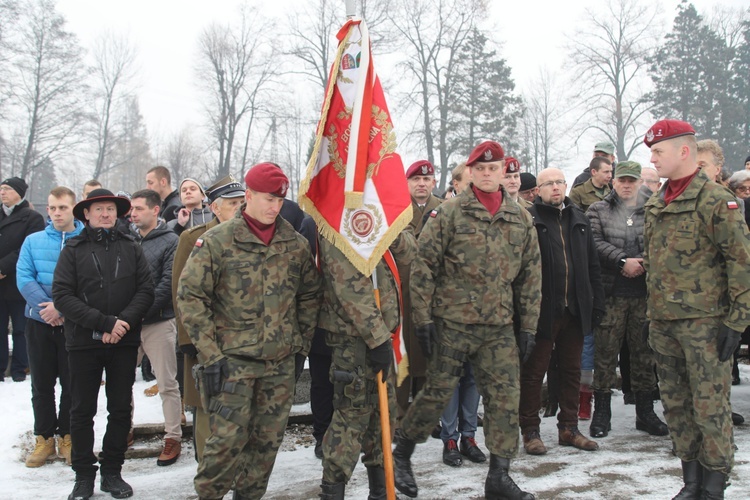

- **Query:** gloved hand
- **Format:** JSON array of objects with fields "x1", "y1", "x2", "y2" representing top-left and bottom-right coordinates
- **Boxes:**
[
  {"x1": 641, "y1": 320, "x2": 650, "y2": 343},
  {"x1": 415, "y1": 323, "x2": 437, "y2": 357},
  {"x1": 592, "y1": 309, "x2": 605, "y2": 328},
  {"x1": 718, "y1": 324, "x2": 742, "y2": 362},
  {"x1": 367, "y1": 340, "x2": 392, "y2": 381},
  {"x1": 179, "y1": 343, "x2": 198, "y2": 358},
  {"x1": 518, "y1": 330, "x2": 536, "y2": 364},
  {"x1": 202, "y1": 357, "x2": 229, "y2": 398}
]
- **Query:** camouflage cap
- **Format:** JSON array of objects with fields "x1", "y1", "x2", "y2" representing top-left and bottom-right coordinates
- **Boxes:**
[
  {"x1": 594, "y1": 141, "x2": 615, "y2": 155},
  {"x1": 614, "y1": 161, "x2": 641, "y2": 179}
]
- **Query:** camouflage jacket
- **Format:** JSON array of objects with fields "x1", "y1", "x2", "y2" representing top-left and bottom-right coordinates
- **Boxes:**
[
  {"x1": 411, "y1": 185, "x2": 542, "y2": 333},
  {"x1": 176, "y1": 209, "x2": 322, "y2": 366},
  {"x1": 644, "y1": 170, "x2": 750, "y2": 331},
  {"x1": 317, "y1": 230, "x2": 417, "y2": 348},
  {"x1": 569, "y1": 178, "x2": 611, "y2": 213}
]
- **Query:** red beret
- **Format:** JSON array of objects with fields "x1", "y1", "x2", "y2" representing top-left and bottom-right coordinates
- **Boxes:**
[
  {"x1": 467, "y1": 141, "x2": 504, "y2": 166},
  {"x1": 406, "y1": 160, "x2": 435, "y2": 178},
  {"x1": 244, "y1": 162, "x2": 289, "y2": 198},
  {"x1": 644, "y1": 119, "x2": 695, "y2": 147},
  {"x1": 504, "y1": 156, "x2": 521, "y2": 174}
]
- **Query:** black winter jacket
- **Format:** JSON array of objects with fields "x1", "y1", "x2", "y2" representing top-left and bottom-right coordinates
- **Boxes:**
[
  {"x1": 586, "y1": 190, "x2": 648, "y2": 296},
  {"x1": 160, "y1": 189, "x2": 182, "y2": 222},
  {"x1": 0, "y1": 200, "x2": 45, "y2": 300},
  {"x1": 528, "y1": 198, "x2": 605, "y2": 339},
  {"x1": 131, "y1": 221, "x2": 178, "y2": 323},
  {"x1": 52, "y1": 223, "x2": 154, "y2": 351}
]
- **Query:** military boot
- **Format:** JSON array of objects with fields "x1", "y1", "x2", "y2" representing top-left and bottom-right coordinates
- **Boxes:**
[
  {"x1": 589, "y1": 391, "x2": 611, "y2": 438},
  {"x1": 319, "y1": 481, "x2": 345, "y2": 500},
  {"x1": 485, "y1": 455, "x2": 535, "y2": 500},
  {"x1": 672, "y1": 460, "x2": 702, "y2": 500},
  {"x1": 68, "y1": 477, "x2": 95, "y2": 500},
  {"x1": 100, "y1": 472, "x2": 133, "y2": 498},
  {"x1": 392, "y1": 428, "x2": 418, "y2": 498},
  {"x1": 635, "y1": 391, "x2": 669, "y2": 436},
  {"x1": 366, "y1": 466, "x2": 386, "y2": 500},
  {"x1": 700, "y1": 467, "x2": 727, "y2": 500}
]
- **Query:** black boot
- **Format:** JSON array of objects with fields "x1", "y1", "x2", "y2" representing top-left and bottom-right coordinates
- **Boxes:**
[
  {"x1": 672, "y1": 460, "x2": 702, "y2": 500},
  {"x1": 392, "y1": 428, "x2": 418, "y2": 498},
  {"x1": 319, "y1": 481, "x2": 345, "y2": 500},
  {"x1": 366, "y1": 466, "x2": 386, "y2": 500},
  {"x1": 701, "y1": 467, "x2": 727, "y2": 500},
  {"x1": 635, "y1": 391, "x2": 669, "y2": 436},
  {"x1": 485, "y1": 455, "x2": 535, "y2": 500},
  {"x1": 100, "y1": 472, "x2": 133, "y2": 498},
  {"x1": 68, "y1": 477, "x2": 95, "y2": 500},
  {"x1": 590, "y1": 391, "x2": 611, "y2": 438}
]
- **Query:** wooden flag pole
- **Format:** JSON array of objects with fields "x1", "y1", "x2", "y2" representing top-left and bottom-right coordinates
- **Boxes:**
[{"x1": 373, "y1": 272, "x2": 396, "y2": 500}]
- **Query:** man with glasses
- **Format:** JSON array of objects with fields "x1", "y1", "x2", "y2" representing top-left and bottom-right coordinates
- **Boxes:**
[
  {"x1": 519, "y1": 168, "x2": 605, "y2": 456},
  {"x1": 393, "y1": 141, "x2": 541, "y2": 500},
  {"x1": 640, "y1": 167, "x2": 661, "y2": 196}
]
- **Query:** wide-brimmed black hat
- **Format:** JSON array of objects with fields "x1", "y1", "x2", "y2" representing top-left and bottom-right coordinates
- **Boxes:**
[{"x1": 73, "y1": 188, "x2": 132, "y2": 221}]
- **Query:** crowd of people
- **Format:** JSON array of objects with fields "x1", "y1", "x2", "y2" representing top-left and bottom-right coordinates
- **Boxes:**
[{"x1": 1, "y1": 118, "x2": 749, "y2": 500}]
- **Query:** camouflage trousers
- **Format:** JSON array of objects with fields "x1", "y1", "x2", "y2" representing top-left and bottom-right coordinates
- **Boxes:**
[
  {"x1": 401, "y1": 318, "x2": 520, "y2": 458},
  {"x1": 649, "y1": 318, "x2": 734, "y2": 474},
  {"x1": 194, "y1": 355, "x2": 295, "y2": 499},
  {"x1": 593, "y1": 296, "x2": 656, "y2": 393},
  {"x1": 321, "y1": 334, "x2": 396, "y2": 484}
]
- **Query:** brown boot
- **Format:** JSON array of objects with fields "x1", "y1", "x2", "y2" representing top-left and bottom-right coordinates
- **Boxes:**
[
  {"x1": 157, "y1": 437, "x2": 181, "y2": 466},
  {"x1": 57, "y1": 434, "x2": 72, "y2": 465},
  {"x1": 522, "y1": 430, "x2": 547, "y2": 455},
  {"x1": 558, "y1": 426, "x2": 598, "y2": 451},
  {"x1": 26, "y1": 436, "x2": 56, "y2": 467}
]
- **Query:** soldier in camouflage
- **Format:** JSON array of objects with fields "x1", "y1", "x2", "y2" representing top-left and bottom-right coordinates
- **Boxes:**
[
  {"x1": 392, "y1": 141, "x2": 542, "y2": 500},
  {"x1": 643, "y1": 120, "x2": 750, "y2": 500},
  {"x1": 317, "y1": 228, "x2": 416, "y2": 500},
  {"x1": 176, "y1": 163, "x2": 321, "y2": 500}
]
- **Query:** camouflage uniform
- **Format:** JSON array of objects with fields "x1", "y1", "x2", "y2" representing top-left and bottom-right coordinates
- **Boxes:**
[
  {"x1": 569, "y1": 178, "x2": 611, "y2": 213},
  {"x1": 644, "y1": 170, "x2": 750, "y2": 474},
  {"x1": 176, "y1": 209, "x2": 321, "y2": 499},
  {"x1": 318, "y1": 231, "x2": 416, "y2": 484},
  {"x1": 401, "y1": 186, "x2": 542, "y2": 457}
]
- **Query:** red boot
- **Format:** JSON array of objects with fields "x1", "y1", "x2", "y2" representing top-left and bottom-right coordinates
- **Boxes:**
[{"x1": 578, "y1": 390, "x2": 593, "y2": 420}]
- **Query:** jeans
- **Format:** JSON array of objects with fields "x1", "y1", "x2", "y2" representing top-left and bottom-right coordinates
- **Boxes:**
[
  {"x1": 440, "y1": 361, "x2": 480, "y2": 442},
  {"x1": 0, "y1": 299, "x2": 28, "y2": 378}
]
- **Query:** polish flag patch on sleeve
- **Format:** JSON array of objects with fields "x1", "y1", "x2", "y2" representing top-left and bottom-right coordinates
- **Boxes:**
[
  {"x1": 429, "y1": 210, "x2": 438, "y2": 218},
  {"x1": 195, "y1": 238, "x2": 203, "y2": 247},
  {"x1": 727, "y1": 200, "x2": 739, "y2": 210}
]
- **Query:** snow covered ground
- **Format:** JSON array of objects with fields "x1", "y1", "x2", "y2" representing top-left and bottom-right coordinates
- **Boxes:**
[{"x1": 1, "y1": 364, "x2": 749, "y2": 499}]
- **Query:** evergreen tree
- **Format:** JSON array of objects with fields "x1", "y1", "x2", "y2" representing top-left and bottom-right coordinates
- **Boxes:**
[{"x1": 449, "y1": 28, "x2": 523, "y2": 159}]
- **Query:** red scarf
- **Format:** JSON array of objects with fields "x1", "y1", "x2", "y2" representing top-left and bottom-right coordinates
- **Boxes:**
[
  {"x1": 472, "y1": 185, "x2": 503, "y2": 215},
  {"x1": 242, "y1": 211, "x2": 276, "y2": 245},
  {"x1": 664, "y1": 169, "x2": 699, "y2": 205}
]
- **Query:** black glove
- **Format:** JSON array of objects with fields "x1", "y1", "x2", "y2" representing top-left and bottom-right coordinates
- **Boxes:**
[
  {"x1": 415, "y1": 323, "x2": 437, "y2": 357},
  {"x1": 518, "y1": 331, "x2": 536, "y2": 364},
  {"x1": 203, "y1": 358, "x2": 229, "y2": 398},
  {"x1": 367, "y1": 340, "x2": 392, "y2": 381},
  {"x1": 718, "y1": 324, "x2": 742, "y2": 362},
  {"x1": 592, "y1": 309, "x2": 605, "y2": 328},
  {"x1": 179, "y1": 344, "x2": 198, "y2": 358},
  {"x1": 641, "y1": 320, "x2": 650, "y2": 343}
]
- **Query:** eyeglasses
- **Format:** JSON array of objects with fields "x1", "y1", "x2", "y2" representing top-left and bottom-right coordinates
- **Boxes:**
[
  {"x1": 538, "y1": 179, "x2": 567, "y2": 188},
  {"x1": 736, "y1": 186, "x2": 750, "y2": 193}
]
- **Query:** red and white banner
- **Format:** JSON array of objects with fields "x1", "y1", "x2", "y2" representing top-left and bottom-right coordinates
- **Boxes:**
[{"x1": 299, "y1": 19, "x2": 412, "y2": 381}]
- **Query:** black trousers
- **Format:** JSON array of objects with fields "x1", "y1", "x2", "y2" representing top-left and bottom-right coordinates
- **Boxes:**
[
  {"x1": 26, "y1": 320, "x2": 70, "y2": 437},
  {"x1": 69, "y1": 346, "x2": 137, "y2": 478},
  {"x1": 308, "y1": 351, "x2": 334, "y2": 443},
  {"x1": 0, "y1": 298, "x2": 28, "y2": 378}
]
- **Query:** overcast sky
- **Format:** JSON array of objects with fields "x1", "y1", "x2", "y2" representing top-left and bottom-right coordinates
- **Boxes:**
[{"x1": 56, "y1": 0, "x2": 747, "y2": 178}]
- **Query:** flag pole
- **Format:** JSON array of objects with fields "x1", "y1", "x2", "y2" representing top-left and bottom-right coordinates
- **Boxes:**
[{"x1": 372, "y1": 270, "x2": 396, "y2": 500}]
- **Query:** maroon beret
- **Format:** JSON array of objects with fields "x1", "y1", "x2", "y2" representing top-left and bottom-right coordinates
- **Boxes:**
[
  {"x1": 467, "y1": 141, "x2": 504, "y2": 166},
  {"x1": 644, "y1": 119, "x2": 695, "y2": 148},
  {"x1": 406, "y1": 160, "x2": 435, "y2": 178},
  {"x1": 244, "y1": 162, "x2": 289, "y2": 198},
  {"x1": 504, "y1": 156, "x2": 521, "y2": 174}
]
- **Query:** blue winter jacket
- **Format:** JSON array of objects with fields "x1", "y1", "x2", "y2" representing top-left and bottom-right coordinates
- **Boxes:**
[{"x1": 17, "y1": 219, "x2": 84, "y2": 323}]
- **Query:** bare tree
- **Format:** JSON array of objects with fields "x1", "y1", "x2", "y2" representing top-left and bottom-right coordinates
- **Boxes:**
[
  {"x1": 195, "y1": 3, "x2": 276, "y2": 177},
  {"x1": 388, "y1": 0, "x2": 486, "y2": 191},
  {"x1": 566, "y1": 0, "x2": 660, "y2": 161},
  {"x1": 8, "y1": 0, "x2": 88, "y2": 184},
  {"x1": 163, "y1": 126, "x2": 204, "y2": 185},
  {"x1": 90, "y1": 30, "x2": 138, "y2": 179}
]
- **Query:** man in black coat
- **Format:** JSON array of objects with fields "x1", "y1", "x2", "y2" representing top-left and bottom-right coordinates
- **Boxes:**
[
  {"x1": 0, "y1": 177, "x2": 45, "y2": 381},
  {"x1": 519, "y1": 168, "x2": 605, "y2": 455},
  {"x1": 53, "y1": 189, "x2": 154, "y2": 500}
]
